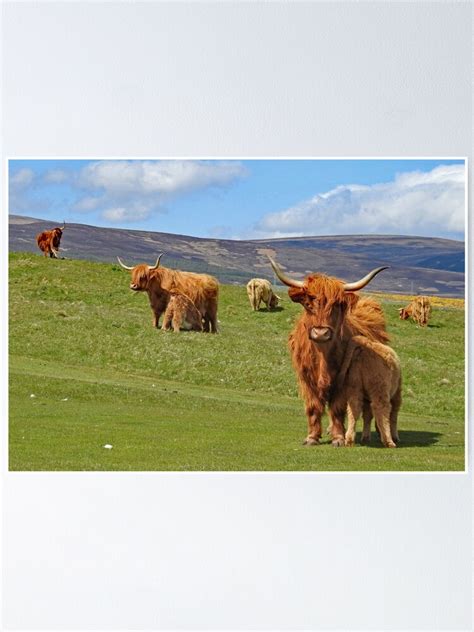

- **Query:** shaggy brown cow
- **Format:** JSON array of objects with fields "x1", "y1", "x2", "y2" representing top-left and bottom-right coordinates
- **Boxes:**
[
  {"x1": 162, "y1": 293, "x2": 203, "y2": 333},
  {"x1": 36, "y1": 222, "x2": 65, "y2": 258},
  {"x1": 340, "y1": 335, "x2": 401, "y2": 448},
  {"x1": 246, "y1": 278, "x2": 280, "y2": 311},
  {"x1": 399, "y1": 296, "x2": 432, "y2": 327},
  {"x1": 269, "y1": 256, "x2": 391, "y2": 447},
  {"x1": 117, "y1": 255, "x2": 219, "y2": 333}
]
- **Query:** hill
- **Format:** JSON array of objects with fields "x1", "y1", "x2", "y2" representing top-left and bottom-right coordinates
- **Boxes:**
[
  {"x1": 9, "y1": 215, "x2": 465, "y2": 296},
  {"x1": 9, "y1": 252, "x2": 465, "y2": 471}
]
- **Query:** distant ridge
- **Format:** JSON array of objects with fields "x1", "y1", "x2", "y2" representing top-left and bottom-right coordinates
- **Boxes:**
[{"x1": 9, "y1": 215, "x2": 465, "y2": 297}]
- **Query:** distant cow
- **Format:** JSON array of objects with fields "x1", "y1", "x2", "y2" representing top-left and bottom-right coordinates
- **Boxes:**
[
  {"x1": 399, "y1": 296, "x2": 432, "y2": 327},
  {"x1": 36, "y1": 222, "x2": 65, "y2": 258},
  {"x1": 162, "y1": 293, "x2": 203, "y2": 333},
  {"x1": 246, "y1": 278, "x2": 280, "y2": 311},
  {"x1": 117, "y1": 254, "x2": 219, "y2": 333}
]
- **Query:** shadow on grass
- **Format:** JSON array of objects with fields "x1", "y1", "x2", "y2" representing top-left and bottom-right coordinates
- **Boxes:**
[
  {"x1": 260, "y1": 306, "x2": 284, "y2": 313},
  {"x1": 356, "y1": 429, "x2": 442, "y2": 448}
]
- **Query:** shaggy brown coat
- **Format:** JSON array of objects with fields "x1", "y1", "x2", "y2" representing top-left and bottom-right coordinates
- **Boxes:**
[
  {"x1": 399, "y1": 296, "x2": 431, "y2": 327},
  {"x1": 126, "y1": 263, "x2": 219, "y2": 333},
  {"x1": 162, "y1": 293, "x2": 204, "y2": 333},
  {"x1": 287, "y1": 274, "x2": 390, "y2": 446},
  {"x1": 36, "y1": 227, "x2": 63, "y2": 258},
  {"x1": 246, "y1": 278, "x2": 280, "y2": 311},
  {"x1": 340, "y1": 335, "x2": 401, "y2": 448}
]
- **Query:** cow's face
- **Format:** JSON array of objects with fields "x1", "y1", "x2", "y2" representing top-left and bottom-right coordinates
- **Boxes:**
[
  {"x1": 398, "y1": 308, "x2": 410, "y2": 320},
  {"x1": 288, "y1": 276, "x2": 358, "y2": 345},
  {"x1": 129, "y1": 264, "x2": 153, "y2": 292}
]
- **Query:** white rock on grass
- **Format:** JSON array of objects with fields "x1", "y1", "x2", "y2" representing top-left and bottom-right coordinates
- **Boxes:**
[
  {"x1": 30, "y1": 394, "x2": 36, "y2": 398},
  {"x1": 103, "y1": 444, "x2": 113, "y2": 449}
]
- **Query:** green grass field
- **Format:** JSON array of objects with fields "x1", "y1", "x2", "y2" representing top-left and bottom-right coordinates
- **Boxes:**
[{"x1": 9, "y1": 252, "x2": 466, "y2": 471}]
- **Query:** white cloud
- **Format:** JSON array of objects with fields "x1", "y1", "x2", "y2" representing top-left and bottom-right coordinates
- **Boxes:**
[
  {"x1": 72, "y1": 159, "x2": 246, "y2": 224},
  {"x1": 102, "y1": 205, "x2": 151, "y2": 223},
  {"x1": 44, "y1": 169, "x2": 68, "y2": 184},
  {"x1": 10, "y1": 168, "x2": 34, "y2": 188},
  {"x1": 80, "y1": 160, "x2": 246, "y2": 195},
  {"x1": 251, "y1": 164, "x2": 465, "y2": 240},
  {"x1": 73, "y1": 196, "x2": 101, "y2": 212}
]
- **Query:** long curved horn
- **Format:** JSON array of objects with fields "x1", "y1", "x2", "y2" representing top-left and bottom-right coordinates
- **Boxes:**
[
  {"x1": 343, "y1": 266, "x2": 389, "y2": 292},
  {"x1": 148, "y1": 253, "x2": 163, "y2": 271},
  {"x1": 117, "y1": 256, "x2": 134, "y2": 270},
  {"x1": 268, "y1": 255, "x2": 304, "y2": 288},
  {"x1": 60, "y1": 220, "x2": 65, "y2": 230}
]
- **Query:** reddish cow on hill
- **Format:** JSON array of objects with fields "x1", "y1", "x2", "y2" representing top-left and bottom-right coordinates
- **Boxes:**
[
  {"x1": 36, "y1": 222, "x2": 65, "y2": 258},
  {"x1": 117, "y1": 254, "x2": 219, "y2": 333},
  {"x1": 269, "y1": 256, "x2": 395, "y2": 447}
]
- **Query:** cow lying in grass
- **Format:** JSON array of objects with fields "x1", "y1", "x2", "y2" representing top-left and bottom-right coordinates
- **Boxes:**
[
  {"x1": 269, "y1": 255, "x2": 398, "y2": 447},
  {"x1": 162, "y1": 293, "x2": 203, "y2": 332},
  {"x1": 399, "y1": 296, "x2": 432, "y2": 327}
]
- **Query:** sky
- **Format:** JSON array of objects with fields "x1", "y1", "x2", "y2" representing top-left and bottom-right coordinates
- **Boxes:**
[{"x1": 9, "y1": 158, "x2": 466, "y2": 241}]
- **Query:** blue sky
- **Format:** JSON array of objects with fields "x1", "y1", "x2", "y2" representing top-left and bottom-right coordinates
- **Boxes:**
[{"x1": 9, "y1": 158, "x2": 465, "y2": 240}]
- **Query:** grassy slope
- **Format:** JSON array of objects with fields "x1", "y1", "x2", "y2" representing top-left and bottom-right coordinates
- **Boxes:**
[{"x1": 9, "y1": 252, "x2": 465, "y2": 471}]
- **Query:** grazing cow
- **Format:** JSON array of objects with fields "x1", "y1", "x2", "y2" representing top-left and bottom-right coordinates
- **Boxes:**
[
  {"x1": 399, "y1": 296, "x2": 432, "y2": 327},
  {"x1": 246, "y1": 278, "x2": 281, "y2": 311},
  {"x1": 117, "y1": 254, "x2": 219, "y2": 333},
  {"x1": 269, "y1": 256, "x2": 392, "y2": 447},
  {"x1": 162, "y1": 293, "x2": 203, "y2": 333},
  {"x1": 36, "y1": 222, "x2": 65, "y2": 258},
  {"x1": 340, "y1": 335, "x2": 401, "y2": 448}
]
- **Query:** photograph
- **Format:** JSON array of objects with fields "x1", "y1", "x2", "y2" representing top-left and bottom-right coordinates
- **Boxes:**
[{"x1": 8, "y1": 158, "x2": 466, "y2": 472}]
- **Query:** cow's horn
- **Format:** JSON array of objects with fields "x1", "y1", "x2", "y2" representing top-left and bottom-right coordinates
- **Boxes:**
[
  {"x1": 117, "y1": 256, "x2": 134, "y2": 270},
  {"x1": 60, "y1": 220, "x2": 66, "y2": 230},
  {"x1": 268, "y1": 256, "x2": 304, "y2": 288},
  {"x1": 343, "y1": 266, "x2": 389, "y2": 292},
  {"x1": 148, "y1": 253, "x2": 163, "y2": 271}
]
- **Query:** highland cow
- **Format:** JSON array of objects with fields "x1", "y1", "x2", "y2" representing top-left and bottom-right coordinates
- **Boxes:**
[
  {"x1": 269, "y1": 256, "x2": 395, "y2": 447},
  {"x1": 36, "y1": 222, "x2": 65, "y2": 258},
  {"x1": 117, "y1": 254, "x2": 219, "y2": 333},
  {"x1": 246, "y1": 278, "x2": 280, "y2": 311}
]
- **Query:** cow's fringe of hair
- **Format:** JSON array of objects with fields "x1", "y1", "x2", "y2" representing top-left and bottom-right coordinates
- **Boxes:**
[{"x1": 346, "y1": 297, "x2": 390, "y2": 344}]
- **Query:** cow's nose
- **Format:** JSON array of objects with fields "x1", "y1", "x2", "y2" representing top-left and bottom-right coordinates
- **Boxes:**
[
  {"x1": 130, "y1": 283, "x2": 138, "y2": 291},
  {"x1": 309, "y1": 327, "x2": 332, "y2": 342}
]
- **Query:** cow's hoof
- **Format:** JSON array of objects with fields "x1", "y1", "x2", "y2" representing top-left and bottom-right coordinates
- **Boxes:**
[
  {"x1": 385, "y1": 442, "x2": 397, "y2": 448},
  {"x1": 331, "y1": 437, "x2": 345, "y2": 447},
  {"x1": 345, "y1": 437, "x2": 355, "y2": 447},
  {"x1": 360, "y1": 435, "x2": 371, "y2": 445},
  {"x1": 303, "y1": 437, "x2": 320, "y2": 446}
]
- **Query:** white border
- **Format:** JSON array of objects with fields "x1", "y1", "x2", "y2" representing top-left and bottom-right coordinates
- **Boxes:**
[{"x1": 6, "y1": 156, "x2": 469, "y2": 474}]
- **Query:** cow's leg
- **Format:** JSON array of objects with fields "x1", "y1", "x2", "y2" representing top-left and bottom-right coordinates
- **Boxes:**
[
  {"x1": 345, "y1": 397, "x2": 362, "y2": 447},
  {"x1": 207, "y1": 303, "x2": 218, "y2": 333},
  {"x1": 303, "y1": 404, "x2": 323, "y2": 446},
  {"x1": 153, "y1": 309, "x2": 164, "y2": 329},
  {"x1": 329, "y1": 407, "x2": 346, "y2": 447},
  {"x1": 161, "y1": 310, "x2": 172, "y2": 331},
  {"x1": 372, "y1": 399, "x2": 396, "y2": 448},
  {"x1": 202, "y1": 315, "x2": 211, "y2": 332},
  {"x1": 360, "y1": 401, "x2": 372, "y2": 444},
  {"x1": 389, "y1": 386, "x2": 402, "y2": 444},
  {"x1": 172, "y1": 314, "x2": 182, "y2": 333}
]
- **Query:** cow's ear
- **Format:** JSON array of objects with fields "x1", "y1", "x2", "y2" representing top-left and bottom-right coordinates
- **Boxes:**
[{"x1": 287, "y1": 287, "x2": 307, "y2": 304}]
